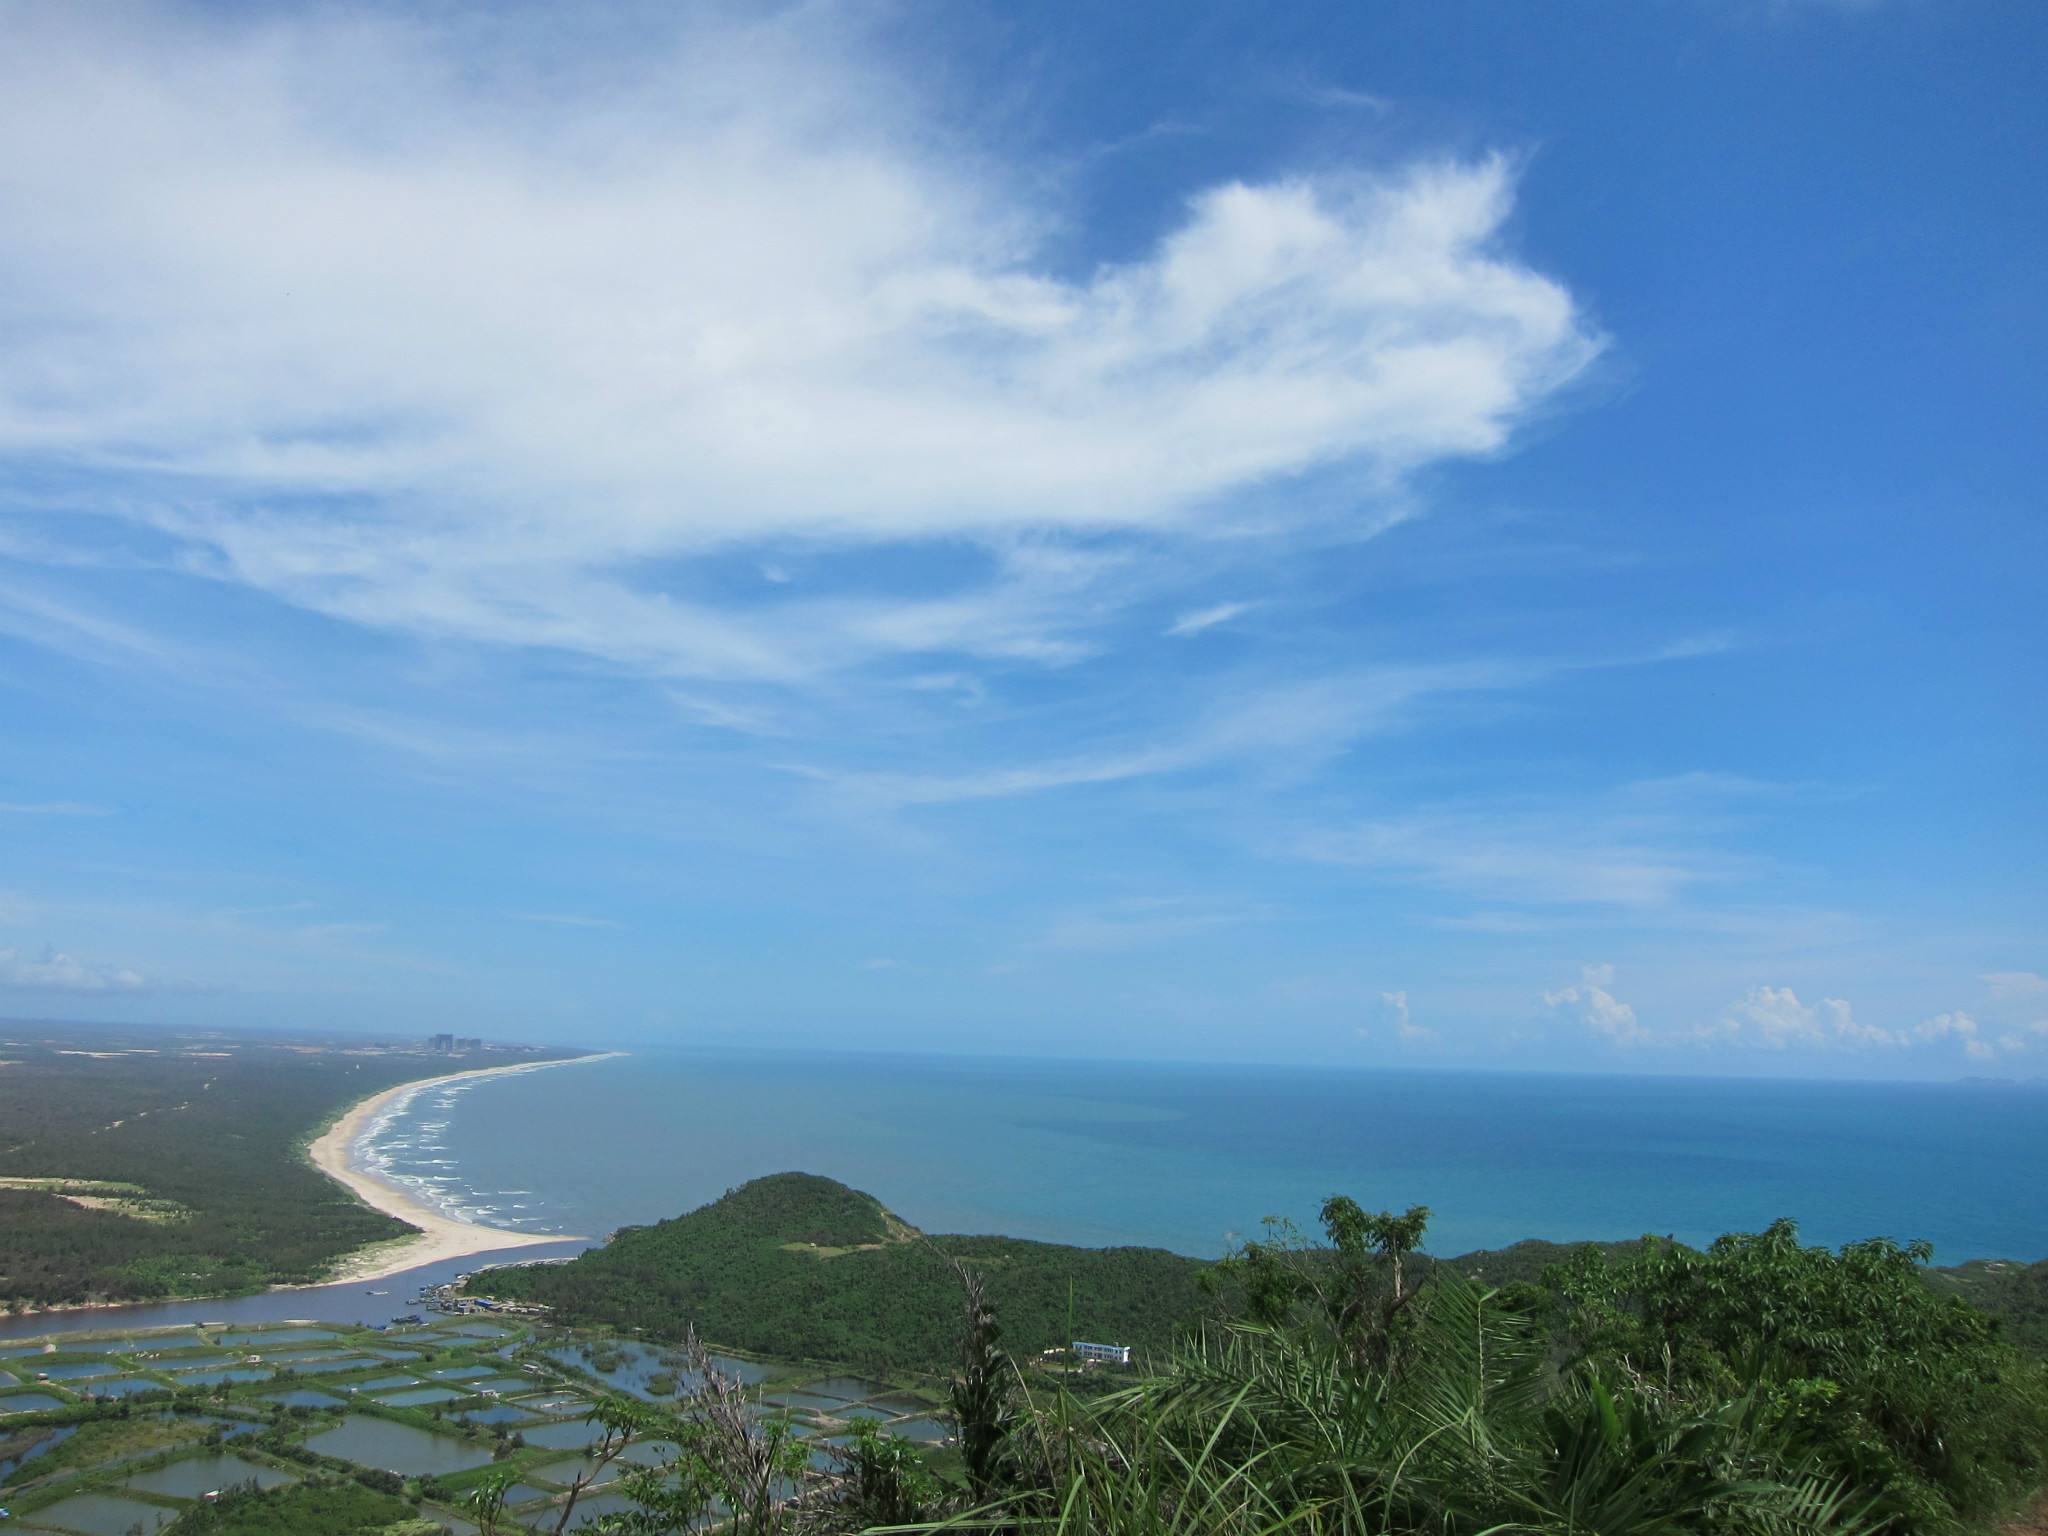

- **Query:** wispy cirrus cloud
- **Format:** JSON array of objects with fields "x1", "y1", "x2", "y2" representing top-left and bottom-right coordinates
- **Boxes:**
[
  {"x1": 809, "y1": 660, "x2": 1529, "y2": 808},
  {"x1": 1165, "y1": 601, "x2": 1254, "y2": 638}
]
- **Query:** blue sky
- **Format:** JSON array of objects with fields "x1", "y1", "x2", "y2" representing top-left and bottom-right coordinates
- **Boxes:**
[{"x1": 0, "y1": 0, "x2": 2042, "y2": 1075}]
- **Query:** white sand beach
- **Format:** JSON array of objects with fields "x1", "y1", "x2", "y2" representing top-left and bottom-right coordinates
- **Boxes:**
[{"x1": 307, "y1": 1053, "x2": 621, "y2": 1283}]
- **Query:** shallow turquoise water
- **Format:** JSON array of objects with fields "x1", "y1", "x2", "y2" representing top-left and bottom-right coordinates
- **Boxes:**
[{"x1": 363, "y1": 1048, "x2": 2048, "y2": 1262}]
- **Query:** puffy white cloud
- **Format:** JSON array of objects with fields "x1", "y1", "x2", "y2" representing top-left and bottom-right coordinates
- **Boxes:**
[
  {"x1": 1915, "y1": 1010, "x2": 1978, "y2": 1043},
  {"x1": 1544, "y1": 964, "x2": 1646, "y2": 1044},
  {"x1": 0, "y1": 5, "x2": 1598, "y2": 683},
  {"x1": 1715, "y1": 985, "x2": 1901, "y2": 1050},
  {"x1": 0, "y1": 945, "x2": 148, "y2": 993}
]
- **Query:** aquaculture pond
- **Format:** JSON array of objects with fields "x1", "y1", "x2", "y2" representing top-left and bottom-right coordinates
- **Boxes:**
[
  {"x1": 513, "y1": 1417, "x2": 605, "y2": 1451},
  {"x1": 547, "y1": 1339, "x2": 772, "y2": 1401},
  {"x1": 531, "y1": 1453, "x2": 620, "y2": 1486},
  {"x1": 264, "y1": 1388, "x2": 345, "y2": 1409},
  {"x1": 212, "y1": 1329, "x2": 338, "y2": 1348},
  {"x1": 11, "y1": 1490, "x2": 174, "y2": 1535},
  {"x1": 304, "y1": 1415, "x2": 496, "y2": 1476},
  {"x1": 121, "y1": 1452, "x2": 297, "y2": 1497},
  {"x1": 377, "y1": 1386, "x2": 466, "y2": 1406},
  {"x1": 19, "y1": 1361, "x2": 117, "y2": 1381},
  {"x1": 77, "y1": 1377, "x2": 174, "y2": 1399},
  {"x1": 170, "y1": 1367, "x2": 273, "y2": 1385},
  {"x1": 0, "y1": 1393, "x2": 66, "y2": 1414},
  {"x1": 802, "y1": 1375, "x2": 893, "y2": 1401},
  {"x1": 541, "y1": 1488, "x2": 638, "y2": 1524},
  {"x1": 454, "y1": 1402, "x2": 532, "y2": 1425},
  {"x1": 280, "y1": 1355, "x2": 383, "y2": 1374},
  {"x1": 0, "y1": 1424, "x2": 77, "y2": 1480}
]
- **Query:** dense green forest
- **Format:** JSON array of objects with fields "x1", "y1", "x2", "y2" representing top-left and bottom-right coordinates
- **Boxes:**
[
  {"x1": 474, "y1": 1171, "x2": 1218, "y2": 1369},
  {"x1": 0, "y1": 1024, "x2": 538, "y2": 1308}
]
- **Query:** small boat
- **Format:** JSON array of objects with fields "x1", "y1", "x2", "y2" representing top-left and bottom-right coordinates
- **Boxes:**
[{"x1": 365, "y1": 1289, "x2": 389, "y2": 1296}]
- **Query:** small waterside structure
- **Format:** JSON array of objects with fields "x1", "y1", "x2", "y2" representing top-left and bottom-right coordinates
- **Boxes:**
[{"x1": 1071, "y1": 1340, "x2": 1132, "y2": 1365}]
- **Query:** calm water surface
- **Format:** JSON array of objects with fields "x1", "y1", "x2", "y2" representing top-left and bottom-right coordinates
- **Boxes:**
[{"x1": 366, "y1": 1050, "x2": 2047, "y2": 1263}]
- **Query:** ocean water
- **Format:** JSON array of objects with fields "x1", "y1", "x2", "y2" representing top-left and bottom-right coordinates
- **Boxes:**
[{"x1": 357, "y1": 1050, "x2": 2048, "y2": 1264}]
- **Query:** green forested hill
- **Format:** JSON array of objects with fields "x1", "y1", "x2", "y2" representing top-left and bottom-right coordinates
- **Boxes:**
[
  {"x1": 476, "y1": 1174, "x2": 2048, "y2": 1376},
  {"x1": 473, "y1": 1172, "x2": 1220, "y2": 1370}
]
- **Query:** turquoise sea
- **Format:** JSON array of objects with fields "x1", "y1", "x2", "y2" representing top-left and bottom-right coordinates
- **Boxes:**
[
  {"x1": 359, "y1": 1049, "x2": 2047, "y2": 1265},
  {"x1": 4, "y1": 1049, "x2": 2041, "y2": 1345}
]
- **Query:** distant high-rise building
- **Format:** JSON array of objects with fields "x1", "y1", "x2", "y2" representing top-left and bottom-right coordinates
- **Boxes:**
[{"x1": 429, "y1": 1033, "x2": 455, "y2": 1054}]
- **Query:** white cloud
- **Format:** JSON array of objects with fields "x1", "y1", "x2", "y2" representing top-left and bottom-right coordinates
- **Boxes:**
[
  {"x1": 1984, "y1": 971, "x2": 2048, "y2": 1002},
  {"x1": 1915, "y1": 1010, "x2": 1978, "y2": 1043},
  {"x1": 0, "y1": 5, "x2": 1598, "y2": 683},
  {"x1": 1166, "y1": 601, "x2": 1253, "y2": 638},
  {"x1": 826, "y1": 661, "x2": 1524, "y2": 806},
  {"x1": 0, "y1": 945, "x2": 149, "y2": 993},
  {"x1": 1301, "y1": 807, "x2": 1733, "y2": 909},
  {"x1": 1379, "y1": 989, "x2": 1432, "y2": 1042},
  {"x1": 1544, "y1": 963, "x2": 1646, "y2": 1044},
  {"x1": 1714, "y1": 985, "x2": 1900, "y2": 1050}
]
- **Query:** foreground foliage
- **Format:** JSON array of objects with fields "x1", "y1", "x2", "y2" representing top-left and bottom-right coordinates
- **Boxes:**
[{"x1": 488, "y1": 1200, "x2": 2048, "y2": 1536}]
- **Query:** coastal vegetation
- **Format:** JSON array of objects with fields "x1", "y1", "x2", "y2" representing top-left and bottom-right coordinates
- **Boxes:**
[
  {"x1": 469, "y1": 1172, "x2": 1218, "y2": 1370},
  {"x1": 0, "y1": 1027, "x2": 517, "y2": 1308},
  {"x1": 160, "y1": 1479, "x2": 436, "y2": 1535},
  {"x1": 461, "y1": 1177, "x2": 2048, "y2": 1534},
  {"x1": 1, "y1": 1199, "x2": 2043, "y2": 1533}
]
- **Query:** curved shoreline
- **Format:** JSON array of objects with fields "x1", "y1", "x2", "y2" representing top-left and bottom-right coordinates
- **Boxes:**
[{"x1": 307, "y1": 1052, "x2": 623, "y2": 1283}]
